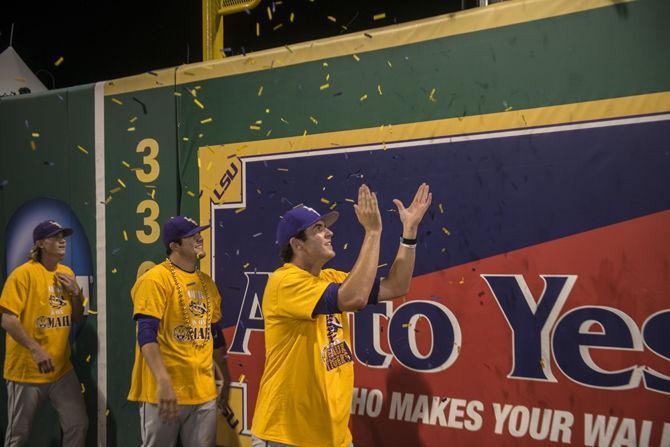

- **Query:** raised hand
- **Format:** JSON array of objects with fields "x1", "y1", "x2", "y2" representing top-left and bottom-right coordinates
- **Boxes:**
[
  {"x1": 353, "y1": 184, "x2": 382, "y2": 233},
  {"x1": 55, "y1": 272, "x2": 81, "y2": 297},
  {"x1": 393, "y1": 183, "x2": 432, "y2": 237}
]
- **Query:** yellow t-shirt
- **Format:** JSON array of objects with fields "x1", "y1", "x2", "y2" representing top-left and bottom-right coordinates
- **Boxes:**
[
  {"x1": 0, "y1": 260, "x2": 80, "y2": 383},
  {"x1": 252, "y1": 263, "x2": 354, "y2": 447},
  {"x1": 127, "y1": 261, "x2": 222, "y2": 405}
]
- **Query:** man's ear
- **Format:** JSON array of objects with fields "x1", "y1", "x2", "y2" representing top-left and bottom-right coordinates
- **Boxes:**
[
  {"x1": 169, "y1": 241, "x2": 180, "y2": 253},
  {"x1": 289, "y1": 237, "x2": 303, "y2": 252}
]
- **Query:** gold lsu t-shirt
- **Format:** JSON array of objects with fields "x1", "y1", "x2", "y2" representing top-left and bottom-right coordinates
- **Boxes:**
[
  {"x1": 252, "y1": 263, "x2": 354, "y2": 447},
  {"x1": 0, "y1": 260, "x2": 81, "y2": 383},
  {"x1": 127, "y1": 261, "x2": 222, "y2": 405}
]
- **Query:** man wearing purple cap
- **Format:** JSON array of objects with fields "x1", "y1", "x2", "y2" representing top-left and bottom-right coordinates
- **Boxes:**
[
  {"x1": 0, "y1": 220, "x2": 88, "y2": 446},
  {"x1": 127, "y1": 216, "x2": 231, "y2": 447},
  {"x1": 252, "y1": 183, "x2": 432, "y2": 447}
]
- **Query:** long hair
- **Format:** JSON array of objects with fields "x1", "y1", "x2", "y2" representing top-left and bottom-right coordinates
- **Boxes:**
[{"x1": 29, "y1": 245, "x2": 42, "y2": 262}]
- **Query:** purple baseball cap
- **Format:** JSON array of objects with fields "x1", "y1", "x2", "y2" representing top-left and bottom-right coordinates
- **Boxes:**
[
  {"x1": 162, "y1": 216, "x2": 210, "y2": 248},
  {"x1": 276, "y1": 205, "x2": 339, "y2": 246},
  {"x1": 33, "y1": 220, "x2": 74, "y2": 243}
]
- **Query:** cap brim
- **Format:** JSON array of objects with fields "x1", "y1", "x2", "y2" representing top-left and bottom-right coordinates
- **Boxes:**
[
  {"x1": 43, "y1": 228, "x2": 74, "y2": 240},
  {"x1": 301, "y1": 211, "x2": 339, "y2": 233},
  {"x1": 182, "y1": 225, "x2": 210, "y2": 239}
]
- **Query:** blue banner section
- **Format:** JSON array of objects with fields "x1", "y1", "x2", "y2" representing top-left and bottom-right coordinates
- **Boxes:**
[{"x1": 213, "y1": 118, "x2": 670, "y2": 327}]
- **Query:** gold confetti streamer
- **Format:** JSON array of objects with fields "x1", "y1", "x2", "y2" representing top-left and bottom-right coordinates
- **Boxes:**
[
  {"x1": 310, "y1": 116, "x2": 318, "y2": 125},
  {"x1": 258, "y1": 86, "x2": 264, "y2": 96},
  {"x1": 320, "y1": 198, "x2": 330, "y2": 204},
  {"x1": 239, "y1": 374, "x2": 246, "y2": 383},
  {"x1": 117, "y1": 179, "x2": 126, "y2": 188},
  {"x1": 327, "y1": 175, "x2": 334, "y2": 180},
  {"x1": 387, "y1": 60, "x2": 393, "y2": 68},
  {"x1": 86, "y1": 355, "x2": 91, "y2": 363},
  {"x1": 249, "y1": 125, "x2": 261, "y2": 130},
  {"x1": 194, "y1": 98, "x2": 205, "y2": 109},
  {"x1": 343, "y1": 243, "x2": 348, "y2": 250},
  {"x1": 123, "y1": 230, "x2": 128, "y2": 241},
  {"x1": 105, "y1": 409, "x2": 110, "y2": 416},
  {"x1": 122, "y1": 161, "x2": 130, "y2": 168},
  {"x1": 442, "y1": 227, "x2": 451, "y2": 236},
  {"x1": 111, "y1": 268, "x2": 117, "y2": 274},
  {"x1": 173, "y1": 91, "x2": 182, "y2": 97},
  {"x1": 243, "y1": 262, "x2": 250, "y2": 268},
  {"x1": 89, "y1": 309, "x2": 98, "y2": 315},
  {"x1": 360, "y1": 94, "x2": 368, "y2": 102},
  {"x1": 110, "y1": 187, "x2": 121, "y2": 194},
  {"x1": 373, "y1": 13, "x2": 386, "y2": 20},
  {"x1": 378, "y1": 263, "x2": 388, "y2": 268},
  {"x1": 187, "y1": 191, "x2": 195, "y2": 197},
  {"x1": 330, "y1": 203, "x2": 337, "y2": 210},
  {"x1": 267, "y1": 6, "x2": 273, "y2": 20},
  {"x1": 127, "y1": 127, "x2": 136, "y2": 132},
  {"x1": 320, "y1": 83, "x2": 330, "y2": 90},
  {"x1": 273, "y1": 23, "x2": 283, "y2": 31},
  {"x1": 54, "y1": 56, "x2": 65, "y2": 66},
  {"x1": 429, "y1": 88, "x2": 437, "y2": 102},
  {"x1": 327, "y1": 16, "x2": 337, "y2": 23},
  {"x1": 235, "y1": 208, "x2": 246, "y2": 214},
  {"x1": 352, "y1": 54, "x2": 360, "y2": 62},
  {"x1": 129, "y1": 116, "x2": 138, "y2": 123},
  {"x1": 439, "y1": 203, "x2": 444, "y2": 214},
  {"x1": 77, "y1": 145, "x2": 89, "y2": 154},
  {"x1": 345, "y1": 198, "x2": 354, "y2": 203},
  {"x1": 31, "y1": 132, "x2": 40, "y2": 138},
  {"x1": 377, "y1": 85, "x2": 383, "y2": 95},
  {"x1": 81, "y1": 383, "x2": 86, "y2": 394},
  {"x1": 276, "y1": 168, "x2": 289, "y2": 172},
  {"x1": 182, "y1": 137, "x2": 189, "y2": 142},
  {"x1": 256, "y1": 22, "x2": 260, "y2": 37},
  {"x1": 111, "y1": 98, "x2": 123, "y2": 105},
  {"x1": 200, "y1": 118, "x2": 212, "y2": 124},
  {"x1": 290, "y1": 12, "x2": 295, "y2": 22}
]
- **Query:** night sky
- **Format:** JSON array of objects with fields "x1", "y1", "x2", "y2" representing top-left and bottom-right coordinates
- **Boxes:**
[{"x1": 2, "y1": 0, "x2": 474, "y2": 90}]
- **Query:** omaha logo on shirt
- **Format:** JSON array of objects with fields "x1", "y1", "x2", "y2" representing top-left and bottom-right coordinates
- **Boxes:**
[
  {"x1": 35, "y1": 314, "x2": 71, "y2": 329},
  {"x1": 172, "y1": 324, "x2": 212, "y2": 343}
]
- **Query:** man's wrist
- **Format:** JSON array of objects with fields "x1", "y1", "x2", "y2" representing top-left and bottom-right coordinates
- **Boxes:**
[{"x1": 402, "y1": 227, "x2": 418, "y2": 239}]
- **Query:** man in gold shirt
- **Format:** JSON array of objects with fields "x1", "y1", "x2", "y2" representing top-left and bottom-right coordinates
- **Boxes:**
[
  {"x1": 127, "y1": 216, "x2": 231, "y2": 447},
  {"x1": 0, "y1": 220, "x2": 88, "y2": 446},
  {"x1": 252, "y1": 183, "x2": 432, "y2": 447}
]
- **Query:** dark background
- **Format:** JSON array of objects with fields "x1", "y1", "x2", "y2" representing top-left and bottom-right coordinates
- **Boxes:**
[{"x1": 1, "y1": 0, "x2": 480, "y2": 89}]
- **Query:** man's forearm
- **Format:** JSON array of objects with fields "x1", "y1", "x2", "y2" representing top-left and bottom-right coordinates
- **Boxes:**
[
  {"x1": 338, "y1": 231, "x2": 381, "y2": 310},
  {"x1": 213, "y1": 346, "x2": 230, "y2": 383},
  {"x1": 379, "y1": 244, "x2": 416, "y2": 301},
  {"x1": 140, "y1": 342, "x2": 172, "y2": 383},
  {"x1": 379, "y1": 225, "x2": 418, "y2": 301},
  {"x1": 1, "y1": 313, "x2": 40, "y2": 351}
]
